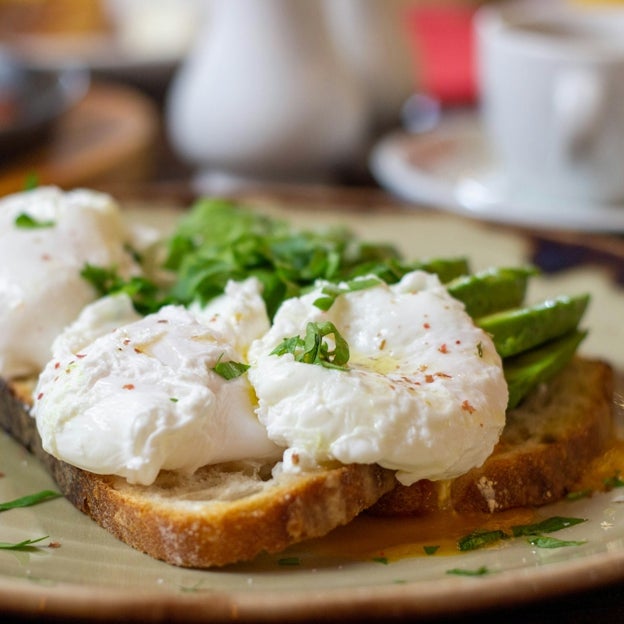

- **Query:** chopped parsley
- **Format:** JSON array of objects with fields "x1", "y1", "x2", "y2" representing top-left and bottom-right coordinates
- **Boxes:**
[
  {"x1": 446, "y1": 566, "x2": 490, "y2": 577},
  {"x1": 511, "y1": 516, "x2": 586, "y2": 537},
  {"x1": 566, "y1": 489, "x2": 592, "y2": 501},
  {"x1": 0, "y1": 536, "x2": 50, "y2": 551},
  {"x1": 80, "y1": 264, "x2": 164, "y2": 315},
  {"x1": 0, "y1": 489, "x2": 61, "y2": 512},
  {"x1": 458, "y1": 529, "x2": 508, "y2": 552},
  {"x1": 162, "y1": 199, "x2": 468, "y2": 319},
  {"x1": 14, "y1": 213, "x2": 55, "y2": 229},
  {"x1": 457, "y1": 516, "x2": 587, "y2": 552},
  {"x1": 423, "y1": 545, "x2": 440, "y2": 556},
  {"x1": 313, "y1": 276, "x2": 382, "y2": 311},
  {"x1": 23, "y1": 171, "x2": 39, "y2": 190},
  {"x1": 271, "y1": 321, "x2": 350, "y2": 371},
  {"x1": 528, "y1": 536, "x2": 586, "y2": 549},
  {"x1": 212, "y1": 355, "x2": 250, "y2": 380},
  {"x1": 604, "y1": 471, "x2": 624, "y2": 490}
]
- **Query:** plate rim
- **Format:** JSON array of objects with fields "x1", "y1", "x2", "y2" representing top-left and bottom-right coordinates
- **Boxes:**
[{"x1": 2, "y1": 544, "x2": 624, "y2": 622}]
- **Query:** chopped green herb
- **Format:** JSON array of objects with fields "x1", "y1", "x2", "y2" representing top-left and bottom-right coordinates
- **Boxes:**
[
  {"x1": 23, "y1": 172, "x2": 39, "y2": 190},
  {"x1": 458, "y1": 529, "x2": 508, "y2": 551},
  {"x1": 14, "y1": 213, "x2": 55, "y2": 229},
  {"x1": 313, "y1": 276, "x2": 382, "y2": 311},
  {"x1": 604, "y1": 472, "x2": 624, "y2": 490},
  {"x1": 0, "y1": 490, "x2": 61, "y2": 512},
  {"x1": 0, "y1": 536, "x2": 49, "y2": 551},
  {"x1": 476, "y1": 341, "x2": 484, "y2": 358},
  {"x1": 373, "y1": 556, "x2": 389, "y2": 565},
  {"x1": 277, "y1": 556, "x2": 301, "y2": 566},
  {"x1": 446, "y1": 566, "x2": 490, "y2": 577},
  {"x1": 511, "y1": 516, "x2": 586, "y2": 537},
  {"x1": 271, "y1": 321, "x2": 350, "y2": 371},
  {"x1": 423, "y1": 545, "x2": 440, "y2": 556},
  {"x1": 212, "y1": 355, "x2": 250, "y2": 380},
  {"x1": 169, "y1": 397, "x2": 179, "y2": 403},
  {"x1": 566, "y1": 489, "x2": 592, "y2": 501},
  {"x1": 528, "y1": 536, "x2": 586, "y2": 549},
  {"x1": 80, "y1": 264, "x2": 164, "y2": 315}
]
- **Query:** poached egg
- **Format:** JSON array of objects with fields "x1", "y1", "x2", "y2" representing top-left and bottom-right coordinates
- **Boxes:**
[{"x1": 248, "y1": 271, "x2": 508, "y2": 485}]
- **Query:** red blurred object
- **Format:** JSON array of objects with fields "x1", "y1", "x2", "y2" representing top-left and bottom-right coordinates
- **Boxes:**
[{"x1": 405, "y1": 4, "x2": 478, "y2": 105}]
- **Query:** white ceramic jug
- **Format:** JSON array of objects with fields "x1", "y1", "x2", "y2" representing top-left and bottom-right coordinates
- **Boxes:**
[{"x1": 166, "y1": 0, "x2": 368, "y2": 189}]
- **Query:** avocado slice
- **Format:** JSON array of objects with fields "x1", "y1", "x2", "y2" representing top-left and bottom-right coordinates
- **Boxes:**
[
  {"x1": 448, "y1": 266, "x2": 537, "y2": 318},
  {"x1": 504, "y1": 329, "x2": 587, "y2": 409},
  {"x1": 477, "y1": 294, "x2": 590, "y2": 359}
]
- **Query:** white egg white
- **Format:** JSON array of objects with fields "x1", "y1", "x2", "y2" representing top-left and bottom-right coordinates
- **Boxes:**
[
  {"x1": 33, "y1": 280, "x2": 281, "y2": 485},
  {"x1": 248, "y1": 271, "x2": 508, "y2": 485},
  {"x1": 0, "y1": 187, "x2": 139, "y2": 378}
]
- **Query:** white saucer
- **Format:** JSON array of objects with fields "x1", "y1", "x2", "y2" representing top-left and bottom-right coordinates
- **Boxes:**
[{"x1": 369, "y1": 112, "x2": 624, "y2": 232}]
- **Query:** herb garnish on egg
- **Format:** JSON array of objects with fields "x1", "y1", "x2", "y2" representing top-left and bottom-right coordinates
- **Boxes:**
[{"x1": 271, "y1": 321, "x2": 350, "y2": 371}]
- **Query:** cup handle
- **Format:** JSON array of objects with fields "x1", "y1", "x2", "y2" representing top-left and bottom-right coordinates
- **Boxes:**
[{"x1": 553, "y1": 69, "x2": 606, "y2": 162}]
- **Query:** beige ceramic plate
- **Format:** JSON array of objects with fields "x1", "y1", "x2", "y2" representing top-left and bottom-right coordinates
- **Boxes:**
[{"x1": 1, "y1": 205, "x2": 624, "y2": 622}]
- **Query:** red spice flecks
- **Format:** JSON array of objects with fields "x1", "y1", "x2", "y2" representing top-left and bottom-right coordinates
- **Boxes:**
[
  {"x1": 0, "y1": 472, "x2": 5, "y2": 478},
  {"x1": 461, "y1": 400, "x2": 476, "y2": 414},
  {"x1": 47, "y1": 541, "x2": 62, "y2": 549},
  {"x1": 157, "y1": 319, "x2": 169, "y2": 324},
  {"x1": 41, "y1": 254, "x2": 52, "y2": 261},
  {"x1": 122, "y1": 384, "x2": 135, "y2": 390},
  {"x1": 455, "y1": 340, "x2": 461, "y2": 345},
  {"x1": 423, "y1": 322, "x2": 431, "y2": 329},
  {"x1": 435, "y1": 372, "x2": 452, "y2": 379},
  {"x1": 438, "y1": 343, "x2": 448, "y2": 354},
  {"x1": 425, "y1": 374, "x2": 434, "y2": 384},
  {"x1": 54, "y1": 362, "x2": 60, "y2": 369},
  {"x1": 37, "y1": 392, "x2": 44, "y2": 400},
  {"x1": 134, "y1": 348, "x2": 143, "y2": 354},
  {"x1": 122, "y1": 339, "x2": 131, "y2": 346},
  {"x1": 76, "y1": 353, "x2": 86, "y2": 359}
]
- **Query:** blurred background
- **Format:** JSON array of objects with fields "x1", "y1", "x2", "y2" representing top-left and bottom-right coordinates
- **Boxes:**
[
  {"x1": 0, "y1": 0, "x2": 493, "y2": 196},
  {"x1": 0, "y1": 0, "x2": 622, "y2": 202}
]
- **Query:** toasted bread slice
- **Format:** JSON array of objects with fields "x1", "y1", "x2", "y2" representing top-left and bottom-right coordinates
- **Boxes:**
[
  {"x1": 0, "y1": 357, "x2": 614, "y2": 565},
  {"x1": 369, "y1": 357, "x2": 615, "y2": 515},
  {"x1": 0, "y1": 379, "x2": 395, "y2": 568}
]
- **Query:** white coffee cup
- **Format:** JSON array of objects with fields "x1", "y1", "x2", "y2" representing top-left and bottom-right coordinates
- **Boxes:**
[{"x1": 475, "y1": 0, "x2": 624, "y2": 204}]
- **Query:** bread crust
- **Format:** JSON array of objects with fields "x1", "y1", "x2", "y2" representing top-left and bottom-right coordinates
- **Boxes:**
[
  {"x1": 0, "y1": 378, "x2": 395, "y2": 568},
  {"x1": 369, "y1": 357, "x2": 615, "y2": 515}
]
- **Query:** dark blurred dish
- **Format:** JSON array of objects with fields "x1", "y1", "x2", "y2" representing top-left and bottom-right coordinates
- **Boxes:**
[{"x1": 0, "y1": 51, "x2": 89, "y2": 159}]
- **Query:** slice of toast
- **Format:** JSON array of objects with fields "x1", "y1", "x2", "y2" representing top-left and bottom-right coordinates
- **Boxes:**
[
  {"x1": 0, "y1": 357, "x2": 615, "y2": 566},
  {"x1": 0, "y1": 379, "x2": 395, "y2": 568},
  {"x1": 369, "y1": 357, "x2": 615, "y2": 515}
]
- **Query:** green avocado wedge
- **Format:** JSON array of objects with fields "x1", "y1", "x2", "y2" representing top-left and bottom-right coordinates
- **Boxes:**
[
  {"x1": 477, "y1": 294, "x2": 590, "y2": 359},
  {"x1": 447, "y1": 266, "x2": 537, "y2": 318},
  {"x1": 504, "y1": 330, "x2": 588, "y2": 410}
]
